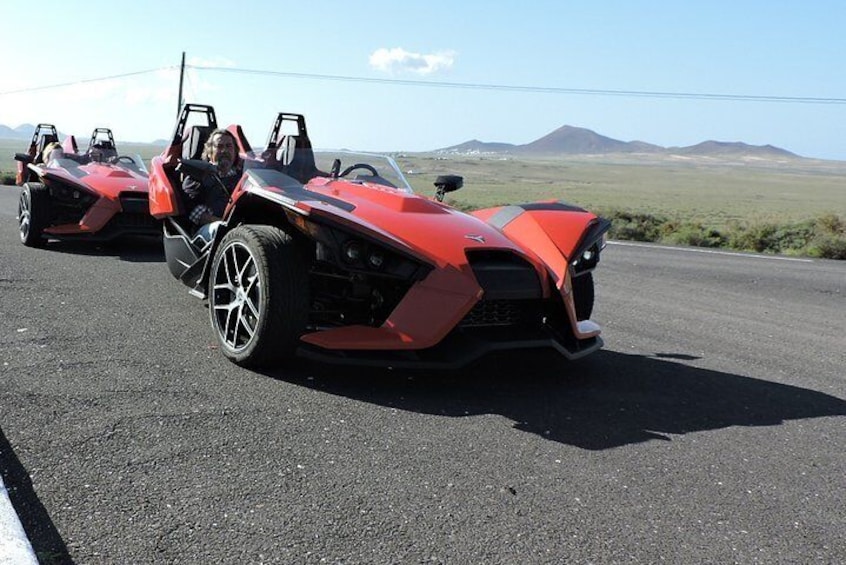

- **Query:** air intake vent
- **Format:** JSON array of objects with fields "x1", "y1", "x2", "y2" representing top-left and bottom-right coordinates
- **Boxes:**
[{"x1": 466, "y1": 250, "x2": 542, "y2": 300}]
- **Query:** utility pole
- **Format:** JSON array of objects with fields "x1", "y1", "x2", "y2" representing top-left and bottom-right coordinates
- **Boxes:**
[{"x1": 177, "y1": 51, "x2": 186, "y2": 118}]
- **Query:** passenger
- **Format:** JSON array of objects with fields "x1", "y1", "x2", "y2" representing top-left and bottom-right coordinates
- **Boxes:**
[
  {"x1": 182, "y1": 128, "x2": 242, "y2": 245},
  {"x1": 41, "y1": 141, "x2": 63, "y2": 164}
]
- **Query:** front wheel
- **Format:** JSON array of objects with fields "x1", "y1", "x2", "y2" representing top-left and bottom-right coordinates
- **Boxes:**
[
  {"x1": 18, "y1": 182, "x2": 49, "y2": 248},
  {"x1": 208, "y1": 225, "x2": 309, "y2": 367}
]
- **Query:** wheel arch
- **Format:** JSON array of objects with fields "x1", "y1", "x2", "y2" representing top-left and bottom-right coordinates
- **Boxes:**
[{"x1": 197, "y1": 192, "x2": 312, "y2": 293}]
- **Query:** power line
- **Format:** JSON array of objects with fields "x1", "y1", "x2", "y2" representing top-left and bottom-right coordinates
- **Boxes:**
[
  {"x1": 190, "y1": 64, "x2": 846, "y2": 105},
  {"x1": 3, "y1": 64, "x2": 845, "y2": 106},
  {"x1": 0, "y1": 67, "x2": 173, "y2": 96}
]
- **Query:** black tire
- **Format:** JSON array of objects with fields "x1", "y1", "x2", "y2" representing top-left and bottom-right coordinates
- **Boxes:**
[
  {"x1": 18, "y1": 182, "x2": 49, "y2": 248},
  {"x1": 572, "y1": 272, "x2": 595, "y2": 320},
  {"x1": 208, "y1": 225, "x2": 309, "y2": 367}
]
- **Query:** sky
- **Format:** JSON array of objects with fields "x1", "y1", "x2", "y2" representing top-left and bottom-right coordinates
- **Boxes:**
[{"x1": 1, "y1": 0, "x2": 845, "y2": 160}]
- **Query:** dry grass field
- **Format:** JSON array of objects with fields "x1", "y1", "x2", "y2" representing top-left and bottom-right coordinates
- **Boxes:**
[{"x1": 394, "y1": 153, "x2": 846, "y2": 229}]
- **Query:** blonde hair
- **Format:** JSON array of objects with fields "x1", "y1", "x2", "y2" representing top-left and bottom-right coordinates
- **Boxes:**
[{"x1": 42, "y1": 141, "x2": 62, "y2": 163}]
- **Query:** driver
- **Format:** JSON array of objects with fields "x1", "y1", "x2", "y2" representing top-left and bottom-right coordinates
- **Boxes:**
[{"x1": 182, "y1": 129, "x2": 242, "y2": 245}]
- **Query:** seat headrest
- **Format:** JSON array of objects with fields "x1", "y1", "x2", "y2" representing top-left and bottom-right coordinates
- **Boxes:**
[
  {"x1": 39, "y1": 134, "x2": 59, "y2": 150},
  {"x1": 275, "y1": 135, "x2": 297, "y2": 166},
  {"x1": 229, "y1": 124, "x2": 252, "y2": 154},
  {"x1": 183, "y1": 125, "x2": 213, "y2": 161}
]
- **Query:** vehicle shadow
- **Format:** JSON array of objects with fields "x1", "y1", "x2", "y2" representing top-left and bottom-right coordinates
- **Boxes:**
[
  {"x1": 268, "y1": 349, "x2": 846, "y2": 450},
  {"x1": 0, "y1": 427, "x2": 74, "y2": 564},
  {"x1": 46, "y1": 236, "x2": 164, "y2": 263}
]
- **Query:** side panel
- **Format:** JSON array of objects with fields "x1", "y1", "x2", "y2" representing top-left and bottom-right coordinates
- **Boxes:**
[
  {"x1": 15, "y1": 143, "x2": 37, "y2": 186},
  {"x1": 148, "y1": 156, "x2": 181, "y2": 219}
]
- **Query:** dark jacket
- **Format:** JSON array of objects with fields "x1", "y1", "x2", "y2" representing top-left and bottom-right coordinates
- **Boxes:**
[{"x1": 182, "y1": 167, "x2": 241, "y2": 224}]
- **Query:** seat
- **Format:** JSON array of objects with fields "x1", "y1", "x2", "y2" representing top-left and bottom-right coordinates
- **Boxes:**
[
  {"x1": 274, "y1": 135, "x2": 297, "y2": 166},
  {"x1": 34, "y1": 133, "x2": 59, "y2": 164},
  {"x1": 63, "y1": 135, "x2": 79, "y2": 155},
  {"x1": 183, "y1": 125, "x2": 214, "y2": 161},
  {"x1": 227, "y1": 124, "x2": 253, "y2": 157},
  {"x1": 274, "y1": 134, "x2": 320, "y2": 183},
  {"x1": 98, "y1": 140, "x2": 118, "y2": 160},
  {"x1": 88, "y1": 140, "x2": 118, "y2": 162}
]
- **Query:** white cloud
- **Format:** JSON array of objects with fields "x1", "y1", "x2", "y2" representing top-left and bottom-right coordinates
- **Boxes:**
[{"x1": 369, "y1": 48, "x2": 455, "y2": 75}]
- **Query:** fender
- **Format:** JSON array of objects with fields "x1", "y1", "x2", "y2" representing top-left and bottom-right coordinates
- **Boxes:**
[{"x1": 473, "y1": 200, "x2": 609, "y2": 278}]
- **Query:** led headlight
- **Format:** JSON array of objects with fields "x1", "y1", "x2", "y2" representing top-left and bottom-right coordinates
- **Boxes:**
[{"x1": 343, "y1": 241, "x2": 363, "y2": 262}]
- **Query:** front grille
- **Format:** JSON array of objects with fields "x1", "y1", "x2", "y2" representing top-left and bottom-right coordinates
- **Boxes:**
[
  {"x1": 113, "y1": 212, "x2": 158, "y2": 227},
  {"x1": 460, "y1": 299, "x2": 542, "y2": 328}
]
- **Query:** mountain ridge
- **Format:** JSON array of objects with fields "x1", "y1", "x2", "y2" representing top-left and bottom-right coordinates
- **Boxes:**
[
  {"x1": 437, "y1": 124, "x2": 800, "y2": 159},
  {"x1": 0, "y1": 122, "x2": 802, "y2": 159}
]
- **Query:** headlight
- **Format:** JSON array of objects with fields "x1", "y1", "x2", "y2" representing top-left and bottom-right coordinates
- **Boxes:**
[
  {"x1": 572, "y1": 242, "x2": 600, "y2": 272},
  {"x1": 343, "y1": 241, "x2": 364, "y2": 262},
  {"x1": 367, "y1": 250, "x2": 384, "y2": 269}
]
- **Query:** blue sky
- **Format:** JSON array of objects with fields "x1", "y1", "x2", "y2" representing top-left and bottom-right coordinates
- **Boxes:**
[{"x1": 1, "y1": 0, "x2": 845, "y2": 160}]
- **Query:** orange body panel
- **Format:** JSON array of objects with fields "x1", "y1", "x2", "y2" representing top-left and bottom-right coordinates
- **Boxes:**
[
  {"x1": 32, "y1": 159, "x2": 150, "y2": 235},
  {"x1": 148, "y1": 156, "x2": 181, "y2": 218},
  {"x1": 251, "y1": 181, "x2": 601, "y2": 350}
]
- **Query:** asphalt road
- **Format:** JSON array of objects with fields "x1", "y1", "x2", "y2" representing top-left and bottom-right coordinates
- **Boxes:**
[{"x1": 1, "y1": 185, "x2": 844, "y2": 564}]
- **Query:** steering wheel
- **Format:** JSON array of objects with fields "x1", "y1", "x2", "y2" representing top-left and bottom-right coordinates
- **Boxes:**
[
  {"x1": 339, "y1": 163, "x2": 378, "y2": 178},
  {"x1": 115, "y1": 155, "x2": 137, "y2": 166}
]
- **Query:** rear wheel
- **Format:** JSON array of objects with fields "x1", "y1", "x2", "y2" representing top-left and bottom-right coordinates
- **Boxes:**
[
  {"x1": 573, "y1": 272, "x2": 594, "y2": 320},
  {"x1": 18, "y1": 182, "x2": 49, "y2": 248},
  {"x1": 208, "y1": 225, "x2": 309, "y2": 367}
]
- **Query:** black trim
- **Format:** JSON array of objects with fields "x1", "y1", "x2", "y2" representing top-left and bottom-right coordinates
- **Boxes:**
[
  {"x1": 572, "y1": 217, "x2": 612, "y2": 261},
  {"x1": 246, "y1": 169, "x2": 356, "y2": 212},
  {"x1": 297, "y1": 333, "x2": 603, "y2": 370},
  {"x1": 518, "y1": 200, "x2": 587, "y2": 213}
]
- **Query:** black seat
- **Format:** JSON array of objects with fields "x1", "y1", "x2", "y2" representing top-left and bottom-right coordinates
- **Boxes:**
[
  {"x1": 90, "y1": 140, "x2": 117, "y2": 161},
  {"x1": 34, "y1": 133, "x2": 59, "y2": 164},
  {"x1": 274, "y1": 134, "x2": 321, "y2": 183},
  {"x1": 183, "y1": 125, "x2": 214, "y2": 161}
]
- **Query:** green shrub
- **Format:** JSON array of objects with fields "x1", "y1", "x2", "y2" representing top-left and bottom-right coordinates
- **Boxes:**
[
  {"x1": 816, "y1": 213, "x2": 844, "y2": 235},
  {"x1": 592, "y1": 210, "x2": 845, "y2": 259},
  {"x1": 600, "y1": 209, "x2": 666, "y2": 242},
  {"x1": 807, "y1": 234, "x2": 846, "y2": 260},
  {"x1": 663, "y1": 223, "x2": 727, "y2": 248}
]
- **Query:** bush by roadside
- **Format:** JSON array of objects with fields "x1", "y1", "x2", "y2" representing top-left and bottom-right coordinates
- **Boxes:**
[{"x1": 600, "y1": 209, "x2": 846, "y2": 260}]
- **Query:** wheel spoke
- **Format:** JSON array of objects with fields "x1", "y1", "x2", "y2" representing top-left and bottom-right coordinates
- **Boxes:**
[
  {"x1": 243, "y1": 294, "x2": 260, "y2": 319},
  {"x1": 19, "y1": 191, "x2": 32, "y2": 239},
  {"x1": 223, "y1": 245, "x2": 237, "y2": 286},
  {"x1": 237, "y1": 254, "x2": 255, "y2": 287},
  {"x1": 223, "y1": 304, "x2": 238, "y2": 345},
  {"x1": 244, "y1": 272, "x2": 258, "y2": 294},
  {"x1": 236, "y1": 303, "x2": 256, "y2": 339},
  {"x1": 212, "y1": 240, "x2": 263, "y2": 353}
]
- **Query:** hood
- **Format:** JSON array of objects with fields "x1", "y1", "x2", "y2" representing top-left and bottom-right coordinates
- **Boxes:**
[
  {"x1": 41, "y1": 162, "x2": 149, "y2": 199},
  {"x1": 300, "y1": 178, "x2": 527, "y2": 267}
]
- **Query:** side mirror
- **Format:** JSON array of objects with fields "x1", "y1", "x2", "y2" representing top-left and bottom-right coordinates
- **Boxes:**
[
  {"x1": 177, "y1": 158, "x2": 217, "y2": 181},
  {"x1": 433, "y1": 174, "x2": 463, "y2": 202},
  {"x1": 14, "y1": 153, "x2": 34, "y2": 164}
]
